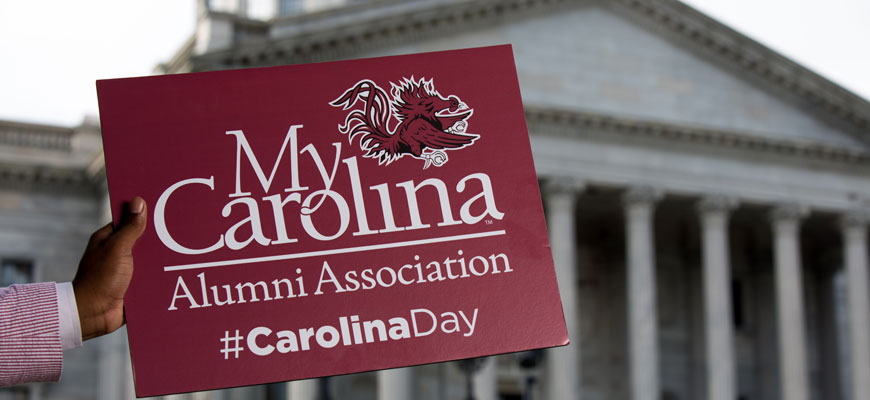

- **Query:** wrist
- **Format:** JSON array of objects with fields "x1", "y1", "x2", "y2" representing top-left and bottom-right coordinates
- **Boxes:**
[{"x1": 72, "y1": 281, "x2": 107, "y2": 341}]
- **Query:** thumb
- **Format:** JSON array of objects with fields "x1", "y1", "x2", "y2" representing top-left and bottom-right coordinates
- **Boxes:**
[{"x1": 112, "y1": 196, "x2": 147, "y2": 250}]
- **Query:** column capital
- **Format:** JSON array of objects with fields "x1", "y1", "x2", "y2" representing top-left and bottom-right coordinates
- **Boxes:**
[
  {"x1": 770, "y1": 203, "x2": 809, "y2": 223},
  {"x1": 840, "y1": 210, "x2": 870, "y2": 229},
  {"x1": 622, "y1": 185, "x2": 662, "y2": 206},
  {"x1": 697, "y1": 195, "x2": 738, "y2": 215},
  {"x1": 543, "y1": 176, "x2": 585, "y2": 195}
]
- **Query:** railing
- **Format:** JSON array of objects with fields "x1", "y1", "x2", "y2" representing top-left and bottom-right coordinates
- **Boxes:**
[{"x1": 0, "y1": 126, "x2": 72, "y2": 151}]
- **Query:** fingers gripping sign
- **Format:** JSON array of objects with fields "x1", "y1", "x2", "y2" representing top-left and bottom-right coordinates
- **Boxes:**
[{"x1": 73, "y1": 196, "x2": 147, "y2": 341}]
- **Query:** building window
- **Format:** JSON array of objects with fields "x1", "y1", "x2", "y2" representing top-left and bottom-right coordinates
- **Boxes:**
[{"x1": 1, "y1": 259, "x2": 33, "y2": 286}]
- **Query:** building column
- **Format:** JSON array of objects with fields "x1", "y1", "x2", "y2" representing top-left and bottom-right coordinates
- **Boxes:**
[
  {"x1": 377, "y1": 367, "x2": 412, "y2": 400},
  {"x1": 287, "y1": 379, "x2": 318, "y2": 400},
  {"x1": 189, "y1": 392, "x2": 211, "y2": 400},
  {"x1": 163, "y1": 394, "x2": 193, "y2": 400},
  {"x1": 842, "y1": 212, "x2": 870, "y2": 400},
  {"x1": 543, "y1": 178, "x2": 584, "y2": 400},
  {"x1": 473, "y1": 357, "x2": 498, "y2": 400},
  {"x1": 770, "y1": 204, "x2": 809, "y2": 400},
  {"x1": 623, "y1": 187, "x2": 661, "y2": 400},
  {"x1": 97, "y1": 330, "x2": 127, "y2": 400},
  {"x1": 122, "y1": 328, "x2": 137, "y2": 400},
  {"x1": 698, "y1": 196, "x2": 736, "y2": 400}
]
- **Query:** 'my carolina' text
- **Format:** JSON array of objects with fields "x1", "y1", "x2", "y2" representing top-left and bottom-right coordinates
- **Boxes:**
[{"x1": 153, "y1": 125, "x2": 505, "y2": 255}]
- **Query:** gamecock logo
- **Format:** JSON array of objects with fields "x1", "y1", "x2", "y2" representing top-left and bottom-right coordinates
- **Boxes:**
[{"x1": 330, "y1": 77, "x2": 478, "y2": 169}]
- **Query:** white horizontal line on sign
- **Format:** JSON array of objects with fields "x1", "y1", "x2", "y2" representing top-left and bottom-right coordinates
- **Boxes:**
[{"x1": 163, "y1": 230, "x2": 507, "y2": 272}]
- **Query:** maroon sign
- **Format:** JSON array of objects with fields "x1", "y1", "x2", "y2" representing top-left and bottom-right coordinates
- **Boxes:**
[{"x1": 97, "y1": 45, "x2": 566, "y2": 397}]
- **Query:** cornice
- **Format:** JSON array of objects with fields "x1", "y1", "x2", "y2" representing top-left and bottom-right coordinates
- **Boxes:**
[
  {"x1": 0, "y1": 120, "x2": 105, "y2": 193},
  {"x1": 524, "y1": 107, "x2": 870, "y2": 166},
  {"x1": 0, "y1": 163, "x2": 105, "y2": 194},
  {"x1": 155, "y1": 35, "x2": 196, "y2": 74},
  {"x1": 191, "y1": 0, "x2": 569, "y2": 69},
  {"x1": 1, "y1": 108, "x2": 865, "y2": 195},
  {"x1": 189, "y1": 0, "x2": 870, "y2": 144}
]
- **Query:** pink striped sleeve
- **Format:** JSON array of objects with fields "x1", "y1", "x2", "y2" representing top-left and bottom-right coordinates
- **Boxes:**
[{"x1": 0, "y1": 282, "x2": 63, "y2": 387}]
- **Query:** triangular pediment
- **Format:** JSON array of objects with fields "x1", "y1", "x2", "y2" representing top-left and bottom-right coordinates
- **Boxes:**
[{"x1": 346, "y1": 2, "x2": 867, "y2": 149}]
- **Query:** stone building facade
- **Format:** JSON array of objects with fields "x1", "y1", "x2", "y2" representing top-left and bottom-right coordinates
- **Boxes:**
[
  {"x1": 3, "y1": 0, "x2": 870, "y2": 399},
  {"x1": 0, "y1": 118, "x2": 114, "y2": 400}
]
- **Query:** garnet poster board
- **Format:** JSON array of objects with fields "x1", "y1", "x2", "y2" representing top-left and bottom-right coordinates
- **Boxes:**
[{"x1": 97, "y1": 45, "x2": 567, "y2": 397}]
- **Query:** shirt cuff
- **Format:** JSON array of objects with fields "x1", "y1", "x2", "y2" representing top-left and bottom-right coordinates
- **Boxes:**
[{"x1": 56, "y1": 282, "x2": 82, "y2": 351}]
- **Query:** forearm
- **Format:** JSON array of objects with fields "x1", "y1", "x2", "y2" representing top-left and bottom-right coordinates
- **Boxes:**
[{"x1": 0, "y1": 283, "x2": 63, "y2": 387}]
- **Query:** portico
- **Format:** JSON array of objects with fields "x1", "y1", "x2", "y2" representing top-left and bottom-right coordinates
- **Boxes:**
[{"x1": 532, "y1": 181, "x2": 869, "y2": 400}]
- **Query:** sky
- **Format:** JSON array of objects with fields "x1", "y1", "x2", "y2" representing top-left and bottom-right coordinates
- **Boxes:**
[{"x1": 0, "y1": 0, "x2": 868, "y2": 127}]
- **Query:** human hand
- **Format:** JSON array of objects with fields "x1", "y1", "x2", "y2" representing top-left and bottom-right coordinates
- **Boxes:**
[{"x1": 73, "y1": 196, "x2": 147, "y2": 341}]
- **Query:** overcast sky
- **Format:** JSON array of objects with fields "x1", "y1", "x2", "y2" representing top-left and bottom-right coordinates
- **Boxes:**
[{"x1": 0, "y1": 0, "x2": 867, "y2": 127}]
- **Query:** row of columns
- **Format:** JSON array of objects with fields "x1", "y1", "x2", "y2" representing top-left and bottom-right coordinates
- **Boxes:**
[{"x1": 536, "y1": 182, "x2": 870, "y2": 400}]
